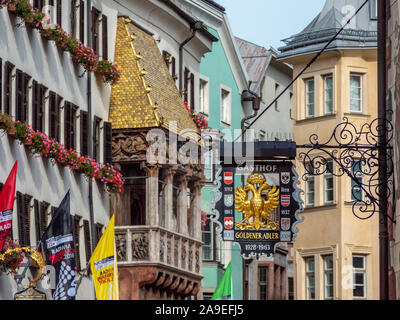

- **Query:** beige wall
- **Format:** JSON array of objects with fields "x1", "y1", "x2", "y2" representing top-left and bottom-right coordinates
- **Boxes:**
[{"x1": 283, "y1": 48, "x2": 379, "y2": 300}]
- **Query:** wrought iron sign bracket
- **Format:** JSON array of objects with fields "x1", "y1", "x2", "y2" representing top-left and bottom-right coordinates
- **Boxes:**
[{"x1": 295, "y1": 117, "x2": 395, "y2": 223}]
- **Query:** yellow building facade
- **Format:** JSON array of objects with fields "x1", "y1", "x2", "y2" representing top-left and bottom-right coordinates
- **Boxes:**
[{"x1": 278, "y1": 0, "x2": 380, "y2": 300}]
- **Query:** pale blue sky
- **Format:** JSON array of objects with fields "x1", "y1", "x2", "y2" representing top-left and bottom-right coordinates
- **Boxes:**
[{"x1": 218, "y1": 0, "x2": 325, "y2": 50}]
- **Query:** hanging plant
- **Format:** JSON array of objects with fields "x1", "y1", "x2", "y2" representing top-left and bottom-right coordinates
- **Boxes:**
[
  {"x1": 0, "y1": 238, "x2": 24, "y2": 275},
  {"x1": 184, "y1": 102, "x2": 209, "y2": 130}
]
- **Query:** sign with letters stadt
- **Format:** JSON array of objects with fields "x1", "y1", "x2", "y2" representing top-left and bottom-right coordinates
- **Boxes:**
[{"x1": 212, "y1": 161, "x2": 303, "y2": 258}]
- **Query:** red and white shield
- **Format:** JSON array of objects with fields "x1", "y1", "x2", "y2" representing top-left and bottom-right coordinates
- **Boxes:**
[
  {"x1": 281, "y1": 195, "x2": 290, "y2": 207},
  {"x1": 281, "y1": 218, "x2": 291, "y2": 231},
  {"x1": 224, "y1": 217, "x2": 234, "y2": 230},
  {"x1": 224, "y1": 172, "x2": 233, "y2": 185}
]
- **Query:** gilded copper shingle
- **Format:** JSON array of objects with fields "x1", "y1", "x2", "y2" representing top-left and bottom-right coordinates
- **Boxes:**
[{"x1": 109, "y1": 17, "x2": 199, "y2": 138}]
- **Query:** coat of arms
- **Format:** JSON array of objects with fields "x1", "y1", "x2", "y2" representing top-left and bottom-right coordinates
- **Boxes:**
[
  {"x1": 235, "y1": 173, "x2": 280, "y2": 231},
  {"x1": 281, "y1": 172, "x2": 290, "y2": 185},
  {"x1": 224, "y1": 194, "x2": 234, "y2": 207}
]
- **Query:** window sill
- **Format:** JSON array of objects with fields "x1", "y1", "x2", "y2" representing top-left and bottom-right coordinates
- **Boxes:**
[
  {"x1": 220, "y1": 121, "x2": 231, "y2": 127},
  {"x1": 304, "y1": 203, "x2": 338, "y2": 211},
  {"x1": 344, "y1": 112, "x2": 371, "y2": 118},
  {"x1": 296, "y1": 113, "x2": 337, "y2": 124}
]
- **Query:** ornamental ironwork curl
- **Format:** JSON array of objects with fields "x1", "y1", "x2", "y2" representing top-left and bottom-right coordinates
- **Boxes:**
[{"x1": 298, "y1": 117, "x2": 394, "y2": 221}]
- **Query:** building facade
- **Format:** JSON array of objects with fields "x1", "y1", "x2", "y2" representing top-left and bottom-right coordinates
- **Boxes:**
[
  {"x1": 178, "y1": 0, "x2": 249, "y2": 300},
  {"x1": 387, "y1": 0, "x2": 400, "y2": 300},
  {"x1": 0, "y1": 0, "x2": 117, "y2": 299},
  {"x1": 107, "y1": 0, "x2": 217, "y2": 300},
  {"x1": 278, "y1": 0, "x2": 379, "y2": 300}
]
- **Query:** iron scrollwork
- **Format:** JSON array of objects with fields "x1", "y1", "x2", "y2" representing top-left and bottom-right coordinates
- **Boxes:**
[{"x1": 297, "y1": 117, "x2": 394, "y2": 221}]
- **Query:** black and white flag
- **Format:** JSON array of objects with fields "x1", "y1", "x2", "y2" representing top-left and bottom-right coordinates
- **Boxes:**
[{"x1": 41, "y1": 191, "x2": 77, "y2": 300}]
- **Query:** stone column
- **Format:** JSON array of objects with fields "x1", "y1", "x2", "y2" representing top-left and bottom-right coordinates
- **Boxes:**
[
  {"x1": 176, "y1": 175, "x2": 188, "y2": 235},
  {"x1": 281, "y1": 267, "x2": 287, "y2": 300},
  {"x1": 268, "y1": 262, "x2": 275, "y2": 300},
  {"x1": 192, "y1": 180, "x2": 203, "y2": 241},
  {"x1": 162, "y1": 166, "x2": 175, "y2": 230},
  {"x1": 140, "y1": 163, "x2": 160, "y2": 226}
]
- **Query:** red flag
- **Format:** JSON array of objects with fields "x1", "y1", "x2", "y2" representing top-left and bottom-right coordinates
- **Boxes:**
[{"x1": 0, "y1": 161, "x2": 18, "y2": 250}]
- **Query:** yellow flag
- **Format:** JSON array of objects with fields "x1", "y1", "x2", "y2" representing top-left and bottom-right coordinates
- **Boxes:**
[{"x1": 89, "y1": 215, "x2": 119, "y2": 300}]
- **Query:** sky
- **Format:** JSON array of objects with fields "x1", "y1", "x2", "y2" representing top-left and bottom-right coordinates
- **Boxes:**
[{"x1": 217, "y1": 0, "x2": 325, "y2": 50}]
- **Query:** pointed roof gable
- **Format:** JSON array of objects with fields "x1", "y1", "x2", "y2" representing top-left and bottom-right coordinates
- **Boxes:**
[{"x1": 109, "y1": 16, "x2": 199, "y2": 137}]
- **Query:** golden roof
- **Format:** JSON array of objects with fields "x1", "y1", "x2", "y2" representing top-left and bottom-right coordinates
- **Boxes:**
[{"x1": 109, "y1": 16, "x2": 199, "y2": 138}]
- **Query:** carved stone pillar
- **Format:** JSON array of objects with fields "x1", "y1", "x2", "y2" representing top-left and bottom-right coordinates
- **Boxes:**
[
  {"x1": 141, "y1": 163, "x2": 160, "y2": 226},
  {"x1": 176, "y1": 175, "x2": 188, "y2": 235},
  {"x1": 191, "y1": 180, "x2": 203, "y2": 241},
  {"x1": 162, "y1": 166, "x2": 175, "y2": 230}
]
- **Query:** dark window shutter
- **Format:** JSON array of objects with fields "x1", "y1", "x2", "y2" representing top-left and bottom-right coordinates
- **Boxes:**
[
  {"x1": 17, "y1": 192, "x2": 24, "y2": 245},
  {"x1": 40, "y1": 202, "x2": 49, "y2": 234},
  {"x1": 4, "y1": 61, "x2": 14, "y2": 116},
  {"x1": 79, "y1": 0, "x2": 85, "y2": 44},
  {"x1": 71, "y1": 0, "x2": 77, "y2": 37},
  {"x1": 56, "y1": 95, "x2": 62, "y2": 141},
  {"x1": 57, "y1": 0, "x2": 62, "y2": 27},
  {"x1": 190, "y1": 73, "x2": 195, "y2": 111},
  {"x1": 93, "y1": 116, "x2": 101, "y2": 162},
  {"x1": 80, "y1": 110, "x2": 89, "y2": 156},
  {"x1": 32, "y1": 81, "x2": 39, "y2": 131},
  {"x1": 171, "y1": 57, "x2": 176, "y2": 81},
  {"x1": 23, "y1": 73, "x2": 31, "y2": 124},
  {"x1": 0, "y1": 58, "x2": 2, "y2": 112},
  {"x1": 23, "y1": 194, "x2": 32, "y2": 247},
  {"x1": 17, "y1": 193, "x2": 31, "y2": 247},
  {"x1": 51, "y1": 206, "x2": 57, "y2": 218},
  {"x1": 184, "y1": 68, "x2": 189, "y2": 103},
  {"x1": 49, "y1": 91, "x2": 57, "y2": 139},
  {"x1": 34, "y1": 199, "x2": 40, "y2": 243},
  {"x1": 95, "y1": 223, "x2": 103, "y2": 245},
  {"x1": 71, "y1": 105, "x2": 78, "y2": 150},
  {"x1": 103, "y1": 121, "x2": 112, "y2": 165},
  {"x1": 102, "y1": 15, "x2": 108, "y2": 60},
  {"x1": 64, "y1": 102, "x2": 71, "y2": 149},
  {"x1": 83, "y1": 219, "x2": 91, "y2": 262},
  {"x1": 16, "y1": 69, "x2": 23, "y2": 122},
  {"x1": 38, "y1": 85, "x2": 47, "y2": 132},
  {"x1": 71, "y1": 215, "x2": 81, "y2": 270}
]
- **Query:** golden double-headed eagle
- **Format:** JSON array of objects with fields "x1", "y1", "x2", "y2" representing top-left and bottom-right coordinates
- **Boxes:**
[{"x1": 235, "y1": 173, "x2": 280, "y2": 231}]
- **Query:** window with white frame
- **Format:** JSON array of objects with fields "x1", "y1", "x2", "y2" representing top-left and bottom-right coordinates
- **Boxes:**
[
  {"x1": 305, "y1": 164, "x2": 315, "y2": 207},
  {"x1": 305, "y1": 78, "x2": 315, "y2": 118},
  {"x1": 324, "y1": 161, "x2": 334, "y2": 204},
  {"x1": 220, "y1": 88, "x2": 231, "y2": 125},
  {"x1": 324, "y1": 255, "x2": 334, "y2": 300},
  {"x1": 370, "y1": 0, "x2": 377, "y2": 20},
  {"x1": 350, "y1": 74, "x2": 363, "y2": 112},
  {"x1": 305, "y1": 257, "x2": 315, "y2": 300},
  {"x1": 199, "y1": 78, "x2": 209, "y2": 115},
  {"x1": 353, "y1": 255, "x2": 367, "y2": 299},
  {"x1": 259, "y1": 266, "x2": 268, "y2": 300},
  {"x1": 202, "y1": 218, "x2": 213, "y2": 261},
  {"x1": 324, "y1": 74, "x2": 333, "y2": 114},
  {"x1": 351, "y1": 160, "x2": 364, "y2": 201}
]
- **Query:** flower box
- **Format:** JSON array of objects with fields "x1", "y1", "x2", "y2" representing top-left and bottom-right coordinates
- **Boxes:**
[{"x1": 7, "y1": 3, "x2": 17, "y2": 13}]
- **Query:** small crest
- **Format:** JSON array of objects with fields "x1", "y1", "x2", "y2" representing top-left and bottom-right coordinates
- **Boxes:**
[
  {"x1": 224, "y1": 172, "x2": 233, "y2": 185},
  {"x1": 280, "y1": 231, "x2": 291, "y2": 242},
  {"x1": 281, "y1": 172, "x2": 291, "y2": 185},
  {"x1": 281, "y1": 218, "x2": 291, "y2": 231},
  {"x1": 224, "y1": 217, "x2": 234, "y2": 230},
  {"x1": 281, "y1": 195, "x2": 290, "y2": 207},
  {"x1": 224, "y1": 194, "x2": 234, "y2": 207},
  {"x1": 224, "y1": 230, "x2": 234, "y2": 241}
]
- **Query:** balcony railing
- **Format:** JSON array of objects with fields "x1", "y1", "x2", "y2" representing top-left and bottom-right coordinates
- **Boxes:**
[{"x1": 115, "y1": 225, "x2": 202, "y2": 276}]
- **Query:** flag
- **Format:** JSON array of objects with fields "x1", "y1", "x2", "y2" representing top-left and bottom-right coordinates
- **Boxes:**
[
  {"x1": 41, "y1": 191, "x2": 77, "y2": 300},
  {"x1": 89, "y1": 214, "x2": 119, "y2": 300},
  {"x1": 0, "y1": 161, "x2": 18, "y2": 251},
  {"x1": 212, "y1": 262, "x2": 232, "y2": 300}
]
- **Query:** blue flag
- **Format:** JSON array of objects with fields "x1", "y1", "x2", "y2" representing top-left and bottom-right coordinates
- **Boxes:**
[{"x1": 41, "y1": 191, "x2": 77, "y2": 300}]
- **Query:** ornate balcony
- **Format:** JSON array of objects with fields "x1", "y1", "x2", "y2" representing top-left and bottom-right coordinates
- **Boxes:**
[{"x1": 115, "y1": 225, "x2": 203, "y2": 300}]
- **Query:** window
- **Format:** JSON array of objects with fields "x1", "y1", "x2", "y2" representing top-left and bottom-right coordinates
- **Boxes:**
[
  {"x1": 351, "y1": 161, "x2": 364, "y2": 201},
  {"x1": 15, "y1": 70, "x2": 31, "y2": 123},
  {"x1": 56, "y1": 0, "x2": 62, "y2": 27},
  {"x1": 199, "y1": 79, "x2": 209, "y2": 115},
  {"x1": 259, "y1": 130, "x2": 266, "y2": 141},
  {"x1": 305, "y1": 257, "x2": 315, "y2": 300},
  {"x1": 80, "y1": 110, "x2": 89, "y2": 156},
  {"x1": 350, "y1": 74, "x2": 362, "y2": 112},
  {"x1": 72, "y1": 215, "x2": 82, "y2": 270},
  {"x1": 324, "y1": 74, "x2": 333, "y2": 114},
  {"x1": 16, "y1": 192, "x2": 32, "y2": 247},
  {"x1": 91, "y1": 7, "x2": 101, "y2": 55},
  {"x1": 83, "y1": 219, "x2": 91, "y2": 263},
  {"x1": 94, "y1": 223, "x2": 104, "y2": 246},
  {"x1": 79, "y1": 0, "x2": 85, "y2": 44},
  {"x1": 103, "y1": 121, "x2": 112, "y2": 165},
  {"x1": 221, "y1": 88, "x2": 231, "y2": 125},
  {"x1": 288, "y1": 277, "x2": 294, "y2": 300},
  {"x1": 324, "y1": 161, "x2": 334, "y2": 204},
  {"x1": 305, "y1": 164, "x2": 315, "y2": 207},
  {"x1": 353, "y1": 255, "x2": 366, "y2": 299},
  {"x1": 275, "y1": 83, "x2": 280, "y2": 111},
  {"x1": 202, "y1": 219, "x2": 213, "y2": 260},
  {"x1": 259, "y1": 267, "x2": 268, "y2": 300},
  {"x1": 204, "y1": 149, "x2": 213, "y2": 183},
  {"x1": 33, "y1": 0, "x2": 44, "y2": 11},
  {"x1": 49, "y1": 92, "x2": 62, "y2": 141},
  {"x1": 34, "y1": 200, "x2": 49, "y2": 242},
  {"x1": 102, "y1": 14, "x2": 108, "y2": 60},
  {"x1": 64, "y1": 102, "x2": 78, "y2": 150},
  {"x1": 370, "y1": 0, "x2": 377, "y2": 20},
  {"x1": 324, "y1": 255, "x2": 334, "y2": 299},
  {"x1": 183, "y1": 68, "x2": 190, "y2": 105},
  {"x1": 305, "y1": 78, "x2": 314, "y2": 118},
  {"x1": 32, "y1": 81, "x2": 47, "y2": 133}
]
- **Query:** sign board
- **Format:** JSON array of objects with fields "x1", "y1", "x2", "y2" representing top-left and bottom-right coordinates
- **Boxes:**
[{"x1": 212, "y1": 161, "x2": 303, "y2": 258}]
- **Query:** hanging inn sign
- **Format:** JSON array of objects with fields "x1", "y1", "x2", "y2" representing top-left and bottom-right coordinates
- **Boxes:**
[{"x1": 211, "y1": 141, "x2": 304, "y2": 258}]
